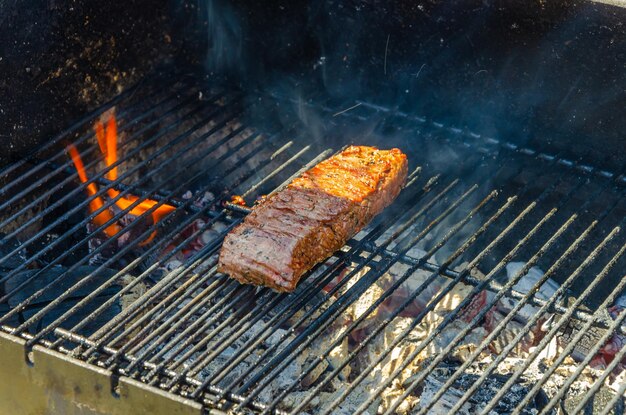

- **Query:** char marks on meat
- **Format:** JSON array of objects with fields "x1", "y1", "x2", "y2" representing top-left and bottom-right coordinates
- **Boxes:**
[{"x1": 218, "y1": 146, "x2": 408, "y2": 292}]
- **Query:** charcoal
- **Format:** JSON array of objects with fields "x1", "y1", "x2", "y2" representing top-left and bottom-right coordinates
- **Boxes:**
[
  {"x1": 0, "y1": 234, "x2": 26, "y2": 271},
  {"x1": 86, "y1": 224, "x2": 119, "y2": 266},
  {"x1": 2, "y1": 265, "x2": 124, "y2": 337},
  {"x1": 419, "y1": 364, "x2": 550, "y2": 415},
  {"x1": 5, "y1": 265, "x2": 121, "y2": 306},
  {"x1": 18, "y1": 294, "x2": 122, "y2": 338}
]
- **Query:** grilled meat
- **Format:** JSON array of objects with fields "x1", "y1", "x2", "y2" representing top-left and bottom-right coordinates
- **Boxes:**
[{"x1": 218, "y1": 145, "x2": 408, "y2": 292}]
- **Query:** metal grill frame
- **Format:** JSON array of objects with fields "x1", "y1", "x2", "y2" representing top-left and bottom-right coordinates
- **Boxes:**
[{"x1": 1, "y1": 73, "x2": 625, "y2": 415}]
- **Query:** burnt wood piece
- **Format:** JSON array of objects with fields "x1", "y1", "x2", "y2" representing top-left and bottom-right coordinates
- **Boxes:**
[{"x1": 218, "y1": 145, "x2": 408, "y2": 292}]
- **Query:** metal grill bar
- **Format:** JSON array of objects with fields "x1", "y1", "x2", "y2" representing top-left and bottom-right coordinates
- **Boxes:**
[
  {"x1": 338, "y1": 211, "x2": 560, "y2": 413},
  {"x1": 25, "y1": 130, "x2": 258, "y2": 348},
  {"x1": 2, "y1": 75, "x2": 626, "y2": 415},
  {"x1": 234, "y1": 184, "x2": 491, "y2": 408},
  {"x1": 267, "y1": 193, "x2": 516, "y2": 414},
  {"x1": 480, "y1": 235, "x2": 626, "y2": 414},
  {"x1": 66, "y1": 131, "x2": 299, "y2": 357},
  {"x1": 81, "y1": 144, "x2": 328, "y2": 354},
  {"x1": 158, "y1": 175, "x2": 441, "y2": 393},
  {"x1": 416, "y1": 183, "x2": 622, "y2": 414},
  {"x1": 0, "y1": 93, "x2": 243, "y2": 325},
  {"x1": 0, "y1": 87, "x2": 208, "y2": 248},
  {"x1": 316, "y1": 165, "x2": 572, "y2": 413},
  {"x1": 52, "y1": 127, "x2": 299, "y2": 349},
  {"x1": 0, "y1": 74, "x2": 156, "y2": 183},
  {"x1": 0, "y1": 86, "x2": 185, "y2": 216},
  {"x1": 205, "y1": 150, "x2": 508, "y2": 406},
  {"x1": 393, "y1": 217, "x2": 611, "y2": 415},
  {"x1": 0, "y1": 91, "x2": 228, "y2": 290}
]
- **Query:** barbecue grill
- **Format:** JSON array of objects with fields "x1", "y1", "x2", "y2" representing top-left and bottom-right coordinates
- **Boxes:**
[{"x1": 1, "y1": 1, "x2": 626, "y2": 414}]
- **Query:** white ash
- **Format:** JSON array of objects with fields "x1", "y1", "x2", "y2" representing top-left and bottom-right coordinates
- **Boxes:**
[
  {"x1": 147, "y1": 249, "x2": 622, "y2": 415},
  {"x1": 157, "y1": 211, "x2": 228, "y2": 277},
  {"x1": 181, "y1": 190, "x2": 193, "y2": 200},
  {"x1": 118, "y1": 274, "x2": 149, "y2": 312},
  {"x1": 486, "y1": 353, "x2": 606, "y2": 406},
  {"x1": 198, "y1": 220, "x2": 228, "y2": 246},
  {"x1": 419, "y1": 363, "x2": 539, "y2": 415},
  {"x1": 120, "y1": 244, "x2": 623, "y2": 414},
  {"x1": 298, "y1": 260, "x2": 611, "y2": 413},
  {"x1": 497, "y1": 262, "x2": 560, "y2": 323},
  {"x1": 194, "y1": 323, "x2": 315, "y2": 401},
  {"x1": 606, "y1": 369, "x2": 626, "y2": 394},
  {"x1": 418, "y1": 373, "x2": 474, "y2": 414},
  {"x1": 164, "y1": 259, "x2": 184, "y2": 272}
]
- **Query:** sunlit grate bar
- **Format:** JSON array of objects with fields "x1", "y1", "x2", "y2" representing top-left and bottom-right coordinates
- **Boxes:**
[{"x1": 1, "y1": 74, "x2": 625, "y2": 414}]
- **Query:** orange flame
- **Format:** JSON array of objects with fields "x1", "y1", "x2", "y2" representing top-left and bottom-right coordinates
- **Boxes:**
[
  {"x1": 68, "y1": 114, "x2": 175, "y2": 245},
  {"x1": 66, "y1": 144, "x2": 121, "y2": 238}
]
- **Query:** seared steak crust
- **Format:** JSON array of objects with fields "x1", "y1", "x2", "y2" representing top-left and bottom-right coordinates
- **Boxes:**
[{"x1": 218, "y1": 146, "x2": 408, "y2": 292}]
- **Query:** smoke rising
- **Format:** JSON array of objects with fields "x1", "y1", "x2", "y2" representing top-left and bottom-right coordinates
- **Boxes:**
[{"x1": 201, "y1": 0, "x2": 243, "y2": 74}]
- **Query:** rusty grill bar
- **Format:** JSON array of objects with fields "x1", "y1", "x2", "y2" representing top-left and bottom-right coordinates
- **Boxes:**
[{"x1": 1, "y1": 75, "x2": 626, "y2": 414}]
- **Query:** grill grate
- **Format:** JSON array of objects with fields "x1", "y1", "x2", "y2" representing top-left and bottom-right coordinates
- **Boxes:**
[{"x1": 1, "y1": 73, "x2": 626, "y2": 414}]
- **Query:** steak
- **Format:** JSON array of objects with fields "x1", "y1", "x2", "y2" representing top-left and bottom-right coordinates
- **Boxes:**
[{"x1": 217, "y1": 145, "x2": 408, "y2": 292}]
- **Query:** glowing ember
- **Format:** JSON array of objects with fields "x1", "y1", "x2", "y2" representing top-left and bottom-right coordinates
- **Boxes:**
[
  {"x1": 68, "y1": 113, "x2": 175, "y2": 245},
  {"x1": 229, "y1": 195, "x2": 247, "y2": 206}
]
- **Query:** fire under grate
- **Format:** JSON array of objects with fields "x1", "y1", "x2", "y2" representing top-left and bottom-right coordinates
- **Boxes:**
[{"x1": 1, "y1": 73, "x2": 626, "y2": 414}]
